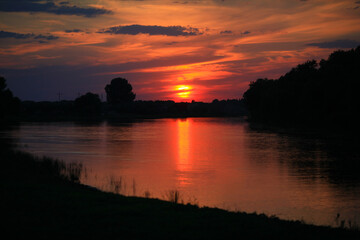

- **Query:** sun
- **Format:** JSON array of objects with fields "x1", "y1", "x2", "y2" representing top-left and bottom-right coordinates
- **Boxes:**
[
  {"x1": 175, "y1": 85, "x2": 192, "y2": 99},
  {"x1": 176, "y1": 85, "x2": 191, "y2": 91}
]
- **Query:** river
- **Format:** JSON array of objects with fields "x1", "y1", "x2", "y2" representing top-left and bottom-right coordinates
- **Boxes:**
[{"x1": 3, "y1": 118, "x2": 360, "y2": 227}]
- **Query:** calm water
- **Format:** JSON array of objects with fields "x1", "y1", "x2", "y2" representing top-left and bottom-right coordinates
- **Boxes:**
[{"x1": 3, "y1": 118, "x2": 360, "y2": 227}]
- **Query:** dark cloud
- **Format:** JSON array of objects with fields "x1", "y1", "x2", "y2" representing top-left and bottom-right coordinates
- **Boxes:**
[
  {"x1": 99, "y1": 24, "x2": 202, "y2": 36},
  {"x1": 173, "y1": 1, "x2": 189, "y2": 4},
  {"x1": 37, "y1": 40, "x2": 49, "y2": 44},
  {"x1": 220, "y1": 30, "x2": 232, "y2": 34},
  {"x1": 34, "y1": 34, "x2": 59, "y2": 40},
  {"x1": 307, "y1": 39, "x2": 360, "y2": 49},
  {"x1": 0, "y1": 30, "x2": 33, "y2": 39},
  {"x1": 220, "y1": 30, "x2": 249, "y2": 35},
  {"x1": 353, "y1": 1, "x2": 360, "y2": 10},
  {"x1": 0, "y1": 0, "x2": 112, "y2": 18},
  {"x1": 0, "y1": 30, "x2": 59, "y2": 41},
  {"x1": 165, "y1": 41, "x2": 179, "y2": 45},
  {"x1": 172, "y1": 0, "x2": 205, "y2": 4},
  {"x1": 65, "y1": 29, "x2": 83, "y2": 33}
]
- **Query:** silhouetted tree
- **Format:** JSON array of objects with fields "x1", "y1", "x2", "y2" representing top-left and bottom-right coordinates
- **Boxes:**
[
  {"x1": 74, "y1": 92, "x2": 102, "y2": 116},
  {"x1": 105, "y1": 78, "x2": 136, "y2": 104},
  {"x1": 0, "y1": 76, "x2": 20, "y2": 120},
  {"x1": 243, "y1": 46, "x2": 360, "y2": 128}
]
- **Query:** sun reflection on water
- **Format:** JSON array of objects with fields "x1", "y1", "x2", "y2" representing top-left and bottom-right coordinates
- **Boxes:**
[{"x1": 177, "y1": 119, "x2": 191, "y2": 186}]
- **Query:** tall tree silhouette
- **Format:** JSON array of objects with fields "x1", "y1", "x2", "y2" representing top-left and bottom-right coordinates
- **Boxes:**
[
  {"x1": 105, "y1": 78, "x2": 136, "y2": 104},
  {"x1": 0, "y1": 76, "x2": 20, "y2": 120}
]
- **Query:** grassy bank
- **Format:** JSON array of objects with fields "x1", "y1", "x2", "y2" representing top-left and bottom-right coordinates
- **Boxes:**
[{"x1": 1, "y1": 147, "x2": 359, "y2": 240}]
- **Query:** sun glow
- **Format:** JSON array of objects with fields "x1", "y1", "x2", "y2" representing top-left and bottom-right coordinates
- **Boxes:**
[{"x1": 175, "y1": 85, "x2": 192, "y2": 99}]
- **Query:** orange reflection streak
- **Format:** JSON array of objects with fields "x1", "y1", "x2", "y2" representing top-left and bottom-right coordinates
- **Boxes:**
[{"x1": 177, "y1": 119, "x2": 191, "y2": 185}]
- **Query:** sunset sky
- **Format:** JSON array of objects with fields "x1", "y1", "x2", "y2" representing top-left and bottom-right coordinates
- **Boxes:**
[{"x1": 1, "y1": 0, "x2": 360, "y2": 102}]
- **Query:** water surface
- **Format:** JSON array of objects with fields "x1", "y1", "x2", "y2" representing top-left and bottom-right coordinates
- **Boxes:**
[{"x1": 3, "y1": 118, "x2": 360, "y2": 227}]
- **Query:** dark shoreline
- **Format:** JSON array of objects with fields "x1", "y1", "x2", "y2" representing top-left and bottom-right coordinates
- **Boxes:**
[{"x1": 1, "y1": 145, "x2": 359, "y2": 239}]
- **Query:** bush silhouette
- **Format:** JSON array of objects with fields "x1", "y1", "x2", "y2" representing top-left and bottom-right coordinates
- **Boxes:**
[{"x1": 74, "y1": 92, "x2": 101, "y2": 116}]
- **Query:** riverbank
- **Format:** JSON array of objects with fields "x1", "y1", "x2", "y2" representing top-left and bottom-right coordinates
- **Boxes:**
[
  {"x1": 1, "y1": 147, "x2": 359, "y2": 240},
  {"x1": 15, "y1": 99, "x2": 247, "y2": 122}
]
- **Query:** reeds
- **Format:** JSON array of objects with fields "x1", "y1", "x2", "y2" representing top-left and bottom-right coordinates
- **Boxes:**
[
  {"x1": 165, "y1": 189, "x2": 182, "y2": 204},
  {"x1": 109, "y1": 176, "x2": 125, "y2": 194},
  {"x1": 334, "y1": 213, "x2": 359, "y2": 230}
]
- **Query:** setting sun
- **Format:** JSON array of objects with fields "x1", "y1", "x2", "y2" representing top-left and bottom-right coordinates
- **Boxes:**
[{"x1": 175, "y1": 85, "x2": 192, "y2": 99}]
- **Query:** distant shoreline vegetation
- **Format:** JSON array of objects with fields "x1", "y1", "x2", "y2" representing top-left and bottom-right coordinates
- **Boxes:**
[
  {"x1": 0, "y1": 76, "x2": 247, "y2": 122},
  {"x1": 243, "y1": 46, "x2": 360, "y2": 129},
  {"x1": 16, "y1": 99, "x2": 247, "y2": 122},
  {"x1": 1, "y1": 46, "x2": 359, "y2": 127}
]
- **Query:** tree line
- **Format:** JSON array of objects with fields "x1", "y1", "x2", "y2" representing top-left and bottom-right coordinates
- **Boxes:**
[
  {"x1": 0, "y1": 76, "x2": 20, "y2": 122},
  {"x1": 243, "y1": 46, "x2": 360, "y2": 128},
  {"x1": 0, "y1": 77, "x2": 246, "y2": 122},
  {"x1": 3, "y1": 46, "x2": 359, "y2": 125}
]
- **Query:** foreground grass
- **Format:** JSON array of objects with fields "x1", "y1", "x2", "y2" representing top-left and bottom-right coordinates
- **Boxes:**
[{"x1": 1, "y1": 148, "x2": 359, "y2": 240}]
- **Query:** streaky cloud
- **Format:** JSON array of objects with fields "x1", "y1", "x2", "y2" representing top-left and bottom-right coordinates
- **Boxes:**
[
  {"x1": 0, "y1": 30, "x2": 33, "y2": 39},
  {"x1": 0, "y1": 0, "x2": 112, "y2": 18},
  {"x1": 65, "y1": 29, "x2": 83, "y2": 33},
  {"x1": 99, "y1": 24, "x2": 202, "y2": 36},
  {"x1": 220, "y1": 30, "x2": 232, "y2": 34},
  {"x1": 307, "y1": 39, "x2": 360, "y2": 49},
  {"x1": 34, "y1": 34, "x2": 59, "y2": 40},
  {"x1": 0, "y1": 30, "x2": 59, "y2": 41}
]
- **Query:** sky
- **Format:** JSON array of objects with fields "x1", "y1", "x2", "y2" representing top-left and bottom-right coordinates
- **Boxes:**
[{"x1": 1, "y1": 0, "x2": 360, "y2": 102}]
